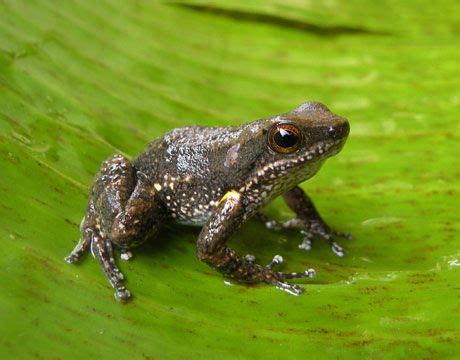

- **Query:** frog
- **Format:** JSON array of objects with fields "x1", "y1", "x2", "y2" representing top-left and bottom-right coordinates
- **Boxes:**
[{"x1": 65, "y1": 101, "x2": 350, "y2": 301}]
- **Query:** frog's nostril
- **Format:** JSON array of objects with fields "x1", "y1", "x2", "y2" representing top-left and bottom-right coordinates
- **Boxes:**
[
  {"x1": 327, "y1": 120, "x2": 349, "y2": 140},
  {"x1": 327, "y1": 126, "x2": 338, "y2": 139}
]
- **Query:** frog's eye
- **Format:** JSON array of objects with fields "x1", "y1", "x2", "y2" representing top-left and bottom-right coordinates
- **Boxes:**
[{"x1": 268, "y1": 122, "x2": 303, "y2": 154}]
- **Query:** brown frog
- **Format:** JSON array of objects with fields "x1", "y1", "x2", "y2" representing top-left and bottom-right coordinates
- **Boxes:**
[{"x1": 65, "y1": 102, "x2": 351, "y2": 301}]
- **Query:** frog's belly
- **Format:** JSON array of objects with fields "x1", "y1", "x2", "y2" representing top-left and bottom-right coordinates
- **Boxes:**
[
  {"x1": 175, "y1": 216, "x2": 209, "y2": 227},
  {"x1": 171, "y1": 204, "x2": 215, "y2": 226},
  {"x1": 163, "y1": 192, "x2": 221, "y2": 226}
]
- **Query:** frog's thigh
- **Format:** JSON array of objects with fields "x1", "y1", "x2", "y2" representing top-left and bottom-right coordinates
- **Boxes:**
[{"x1": 93, "y1": 154, "x2": 165, "y2": 252}]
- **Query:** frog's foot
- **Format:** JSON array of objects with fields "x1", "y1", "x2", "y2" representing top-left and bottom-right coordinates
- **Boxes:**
[
  {"x1": 65, "y1": 217, "x2": 90, "y2": 263},
  {"x1": 90, "y1": 231, "x2": 131, "y2": 302},
  {"x1": 65, "y1": 222, "x2": 92, "y2": 264},
  {"x1": 245, "y1": 254, "x2": 315, "y2": 296},
  {"x1": 299, "y1": 221, "x2": 352, "y2": 257},
  {"x1": 269, "y1": 254, "x2": 316, "y2": 280},
  {"x1": 65, "y1": 242, "x2": 88, "y2": 264},
  {"x1": 273, "y1": 264, "x2": 316, "y2": 296},
  {"x1": 274, "y1": 264, "x2": 316, "y2": 296},
  {"x1": 257, "y1": 213, "x2": 351, "y2": 257}
]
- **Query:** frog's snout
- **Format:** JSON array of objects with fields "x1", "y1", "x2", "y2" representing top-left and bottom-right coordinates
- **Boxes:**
[{"x1": 327, "y1": 117, "x2": 349, "y2": 141}]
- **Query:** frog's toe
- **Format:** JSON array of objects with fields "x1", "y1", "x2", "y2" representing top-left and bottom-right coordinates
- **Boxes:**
[
  {"x1": 279, "y1": 268, "x2": 316, "y2": 280},
  {"x1": 65, "y1": 233, "x2": 92, "y2": 264},
  {"x1": 256, "y1": 213, "x2": 282, "y2": 230},
  {"x1": 299, "y1": 228, "x2": 348, "y2": 257},
  {"x1": 266, "y1": 254, "x2": 283, "y2": 269},
  {"x1": 321, "y1": 233, "x2": 346, "y2": 257},
  {"x1": 114, "y1": 287, "x2": 131, "y2": 303},
  {"x1": 120, "y1": 249, "x2": 133, "y2": 261},
  {"x1": 244, "y1": 254, "x2": 256, "y2": 264},
  {"x1": 268, "y1": 253, "x2": 315, "y2": 281},
  {"x1": 64, "y1": 254, "x2": 79, "y2": 264},
  {"x1": 274, "y1": 281, "x2": 304, "y2": 296},
  {"x1": 298, "y1": 231, "x2": 314, "y2": 251},
  {"x1": 330, "y1": 241, "x2": 345, "y2": 257},
  {"x1": 265, "y1": 220, "x2": 279, "y2": 230}
]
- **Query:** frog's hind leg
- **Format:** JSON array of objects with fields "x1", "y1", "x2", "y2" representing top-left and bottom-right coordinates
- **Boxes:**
[
  {"x1": 93, "y1": 155, "x2": 165, "y2": 300},
  {"x1": 65, "y1": 154, "x2": 164, "y2": 301},
  {"x1": 66, "y1": 201, "x2": 129, "y2": 300},
  {"x1": 90, "y1": 224, "x2": 130, "y2": 302}
]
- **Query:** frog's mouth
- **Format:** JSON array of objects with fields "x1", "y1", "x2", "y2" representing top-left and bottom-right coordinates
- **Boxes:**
[
  {"x1": 267, "y1": 137, "x2": 345, "y2": 190},
  {"x1": 292, "y1": 137, "x2": 346, "y2": 167},
  {"x1": 309, "y1": 137, "x2": 347, "y2": 159},
  {"x1": 250, "y1": 137, "x2": 346, "y2": 187},
  {"x1": 244, "y1": 132, "x2": 348, "y2": 196}
]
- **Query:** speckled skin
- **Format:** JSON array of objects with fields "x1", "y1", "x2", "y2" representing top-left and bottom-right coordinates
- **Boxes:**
[{"x1": 65, "y1": 102, "x2": 350, "y2": 301}]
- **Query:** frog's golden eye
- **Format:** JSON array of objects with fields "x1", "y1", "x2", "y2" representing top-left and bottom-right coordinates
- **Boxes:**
[{"x1": 268, "y1": 122, "x2": 303, "y2": 154}]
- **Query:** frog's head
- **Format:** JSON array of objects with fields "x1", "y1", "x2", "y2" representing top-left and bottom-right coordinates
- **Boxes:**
[
  {"x1": 241, "y1": 102, "x2": 349, "y2": 194},
  {"x1": 269, "y1": 101, "x2": 349, "y2": 159}
]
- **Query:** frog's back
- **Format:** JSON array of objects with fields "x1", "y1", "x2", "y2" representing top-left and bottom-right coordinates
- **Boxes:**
[
  {"x1": 133, "y1": 125, "x2": 247, "y2": 225},
  {"x1": 133, "y1": 125, "x2": 242, "y2": 183},
  {"x1": 163, "y1": 126, "x2": 242, "y2": 148}
]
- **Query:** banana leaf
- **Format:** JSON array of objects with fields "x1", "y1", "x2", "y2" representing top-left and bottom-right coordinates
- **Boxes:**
[{"x1": 0, "y1": 0, "x2": 459, "y2": 358}]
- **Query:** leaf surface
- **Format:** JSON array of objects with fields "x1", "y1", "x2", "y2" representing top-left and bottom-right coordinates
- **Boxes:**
[{"x1": 0, "y1": 1, "x2": 459, "y2": 358}]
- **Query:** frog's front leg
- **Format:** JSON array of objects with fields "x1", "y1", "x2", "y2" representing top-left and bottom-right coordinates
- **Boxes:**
[
  {"x1": 65, "y1": 154, "x2": 164, "y2": 301},
  {"x1": 259, "y1": 186, "x2": 351, "y2": 257},
  {"x1": 197, "y1": 190, "x2": 315, "y2": 295}
]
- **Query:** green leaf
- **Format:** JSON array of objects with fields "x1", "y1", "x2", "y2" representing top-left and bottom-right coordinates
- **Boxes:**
[{"x1": 1, "y1": 0, "x2": 459, "y2": 358}]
